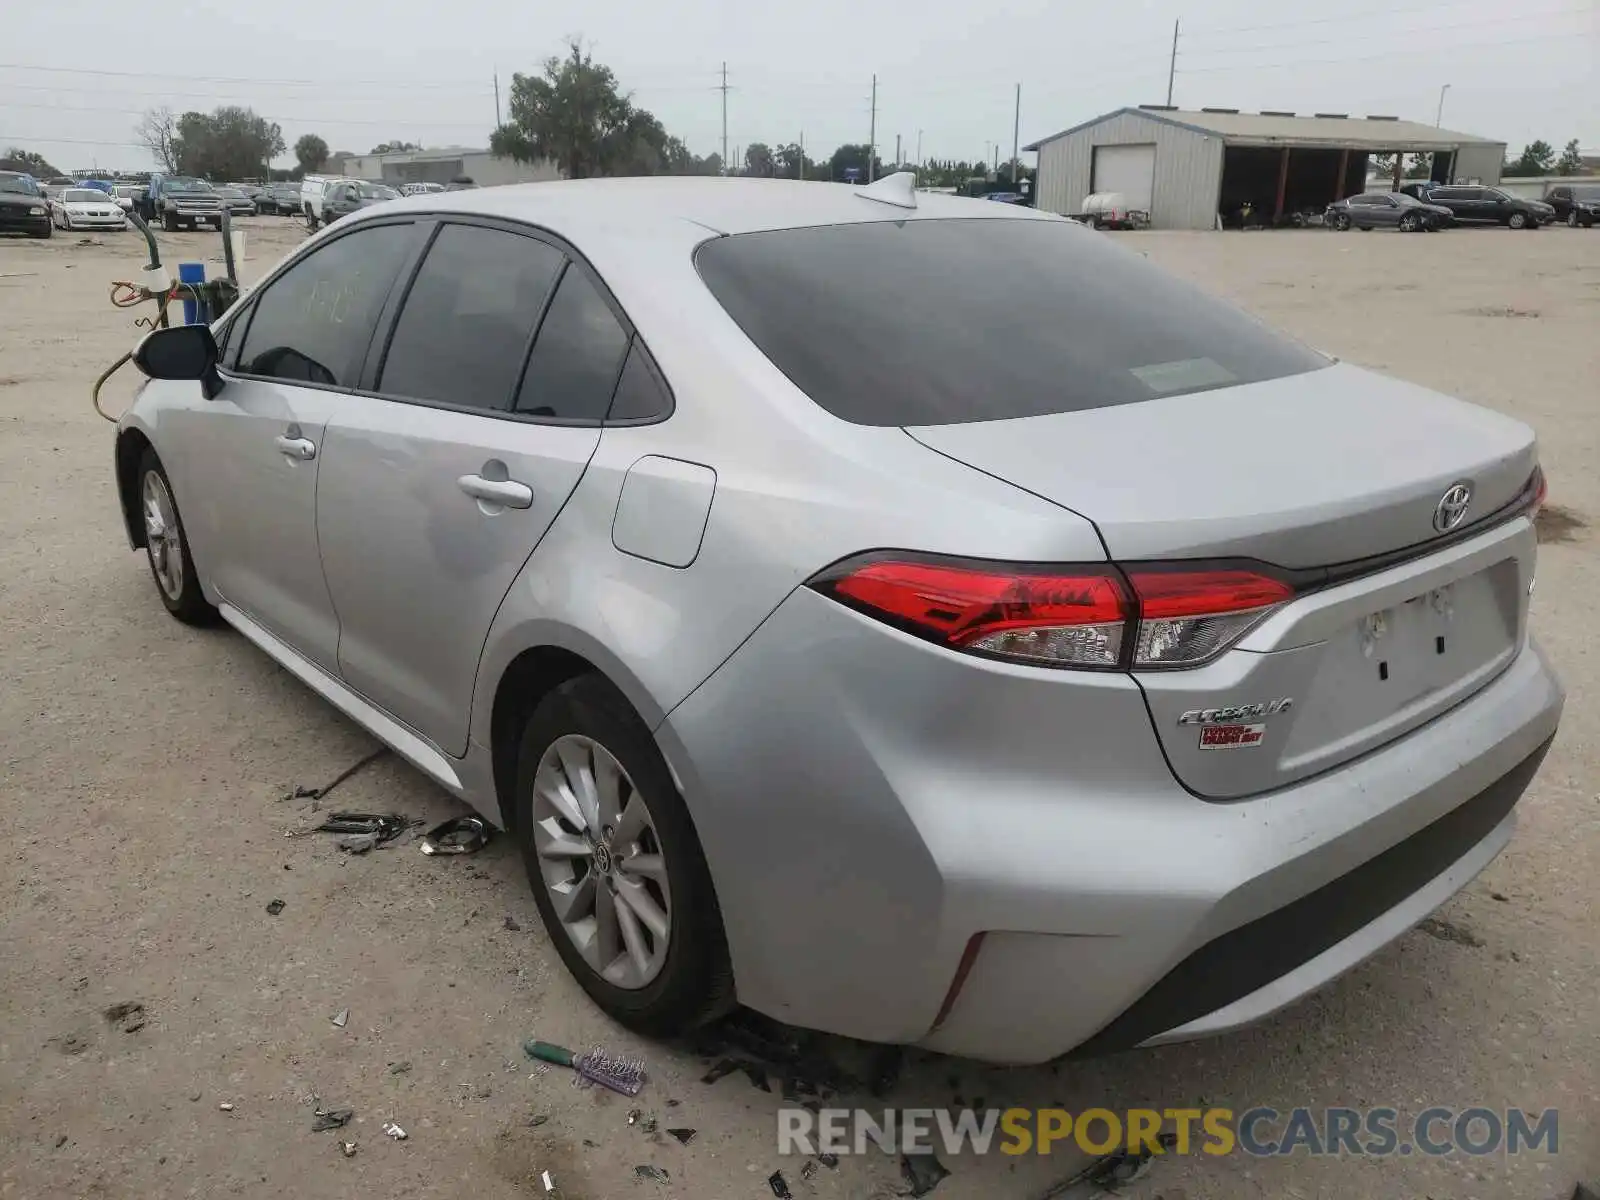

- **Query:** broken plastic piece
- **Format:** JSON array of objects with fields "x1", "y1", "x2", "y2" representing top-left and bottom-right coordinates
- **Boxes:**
[
  {"x1": 769, "y1": 1170, "x2": 793, "y2": 1199},
  {"x1": 265, "y1": 898, "x2": 285, "y2": 915},
  {"x1": 634, "y1": 1165, "x2": 669, "y2": 1183},
  {"x1": 627, "y1": 1109, "x2": 642, "y2": 1125},
  {"x1": 331, "y1": 1008, "x2": 349, "y2": 1028},
  {"x1": 102, "y1": 1001, "x2": 146, "y2": 1033},
  {"x1": 541, "y1": 1170, "x2": 555, "y2": 1192},
  {"x1": 383, "y1": 1121, "x2": 408, "y2": 1141},
  {"x1": 800, "y1": 1160, "x2": 818, "y2": 1181},
  {"x1": 219, "y1": 1102, "x2": 235, "y2": 1112},
  {"x1": 336, "y1": 832, "x2": 380, "y2": 854},
  {"x1": 313, "y1": 1108, "x2": 354, "y2": 1132},
  {"x1": 667, "y1": 1128, "x2": 696, "y2": 1146},
  {"x1": 901, "y1": 1150, "x2": 950, "y2": 1197},
  {"x1": 340, "y1": 1141, "x2": 357, "y2": 1158},
  {"x1": 420, "y1": 815, "x2": 490, "y2": 855}
]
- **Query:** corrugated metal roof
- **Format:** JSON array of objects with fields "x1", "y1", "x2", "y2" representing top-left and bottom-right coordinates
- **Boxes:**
[{"x1": 1025, "y1": 107, "x2": 1503, "y2": 152}]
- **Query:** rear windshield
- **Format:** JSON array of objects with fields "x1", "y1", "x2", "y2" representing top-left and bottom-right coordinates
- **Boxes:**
[{"x1": 695, "y1": 217, "x2": 1328, "y2": 425}]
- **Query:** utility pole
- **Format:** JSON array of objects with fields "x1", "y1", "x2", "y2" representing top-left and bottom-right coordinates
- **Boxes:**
[
  {"x1": 895, "y1": 133, "x2": 901, "y2": 170},
  {"x1": 1166, "y1": 19, "x2": 1179, "y2": 106},
  {"x1": 868, "y1": 74, "x2": 878, "y2": 182},
  {"x1": 493, "y1": 70, "x2": 502, "y2": 128},
  {"x1": 916, "y1": 129, "x2": 923, "y2": 166},
  {"x1": 799, "y1": 131, "x2": 805, "y2": 181},
  {"x1": 720, "y1": 62, "x2": 730, "y2": 174},
  {"x1": 1435, "y1": 83, "x2": 1451, "y2": 127},
  {"x1": 1011, "y1": 83, "x2": 1021, "y2": 184}
]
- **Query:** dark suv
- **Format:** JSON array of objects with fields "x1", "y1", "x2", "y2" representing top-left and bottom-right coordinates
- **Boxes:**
[
  {"x1": 0, "y1": 171, "x2": 52, "y2": 238},
  {"x1": 1543, "y1": 184, "x2": 1600, "y2": 229},
  {"x1": 321, "y1": 179, "x2": 399, "y2": 224},
  {"x1": 1401, "y1": 183, "x2": 1554, "y2": 229}
]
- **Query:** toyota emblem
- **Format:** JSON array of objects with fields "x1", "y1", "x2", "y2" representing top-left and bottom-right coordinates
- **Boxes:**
[{"x1": 1433, "y1": 482, "x2": 1473, "y2": 533}]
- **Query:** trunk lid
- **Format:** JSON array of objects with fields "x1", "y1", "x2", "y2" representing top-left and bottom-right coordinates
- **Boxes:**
[
  {"x1": 907, "y1": 363, "x2": 1539, "y2": 797},
  {"x1": 905, "y1": 362, "x2": 1535, "y2": 569}
]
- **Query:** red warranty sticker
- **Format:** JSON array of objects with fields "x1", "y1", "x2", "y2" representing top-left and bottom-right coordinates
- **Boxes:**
[{"x1": 1199, "y1": 723, "x2": 1266, "y2": 750}]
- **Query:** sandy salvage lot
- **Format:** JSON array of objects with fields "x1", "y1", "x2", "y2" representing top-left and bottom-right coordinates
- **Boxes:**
[{"x1": 1, "y1": 214, "x2": 1597, "y2": 1200}]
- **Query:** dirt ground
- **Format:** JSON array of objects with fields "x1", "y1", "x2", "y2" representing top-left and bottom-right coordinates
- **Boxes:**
[{"x1": 1, "y1": 214, "x2": 1596, "y2": 1200}]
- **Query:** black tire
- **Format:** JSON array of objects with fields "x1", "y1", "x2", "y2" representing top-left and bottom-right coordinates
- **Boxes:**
[
  {"x1": 1334, "y1": 214, "x2": 1351, "y2": 231},
  {"x1": 162, "y1": 209, "x2": 177, "y2": 232},
  {"x1": 136, "y1": 449, "x2": 218, "y2": 625},
  {"x1": 1358, "y1": 225, "x2": 1371, "y2": 232},
  {"x1": 515, "y1": 674, "x2": 733, "y2": 1036},
  {"x1": 32, "y1": 222, "x2": 51, "y2": 240},
  {"x1": 1399, "y1": 213, "x2": 1419, "y2": 233}
]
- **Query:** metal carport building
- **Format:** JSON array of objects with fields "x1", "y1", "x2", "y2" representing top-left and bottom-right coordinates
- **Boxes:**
[{"x1": 1025, "y1": 106, "x2": 1506, "y2": 230}]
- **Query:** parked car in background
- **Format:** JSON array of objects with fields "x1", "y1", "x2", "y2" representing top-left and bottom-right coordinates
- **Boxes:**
[
  {"x1": 114, "y1": 179, "x2": 1561, "y2": 1064},
  {"x1": 267, "y1": 183, "x2": 304, "y2": 215},
  {"x1": 444, "y1": 175, "x2": 478, "y2": 190},
  {"x1": 214, "y1": 185, "x2": 257, "y2": 217},
  {"x1": 51, "y1": 186, "x2": 128, "y2": 231},
  {"x1": 1327, "y1": 191, "x2": 1452, "y2": 232},
  {"x1": 399, "y1": 182, "x2": 446, "y2": 197},
  {"x1": 1402, "y1": 183, "x2": 1554, "y2": 229},
  {"x1": 113, "y1": 184, "x2": 142, "y2": 213},
  {"x1": 300, "y1": 174, "x2": 336, "y2": 228},
  {"x1": 0, "y1": 170, "x2": 52, "y2": 238},
  {"x1": 42, "y1": 175, "x2": 76, "y2": 201},
  {"x1": 321, "y1": 179, "x2": 399, "y2": 223},
  {"x1": 1543, "y1": 184, "x2": 1600, "y2": 229},
  {"x1": 137, "y1": 174, "x2": 225, "y2": 231}
]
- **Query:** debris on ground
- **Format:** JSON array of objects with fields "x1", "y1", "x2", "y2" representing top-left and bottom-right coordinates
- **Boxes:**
[
  {"x1": 527, "y1": 1113, "x2": 550, "y2": 1128},
  {"x1": 869, "y1": 1046, "x2": 903, "y2": 1097},
  {"x1": 525, "y1": 1039, "x2": 646, "y2": 1096},
  {"x1": 101, "y1": 1001, "x2": 146, "y2": 1033},
  {"x1": 1491, "y1": 891, "x2": 1510, "y2": 901},
  {"x1": 800, "y1": 1160, "x2": 817, "y2": 1181},
  {"x1": 504, "y1": 915, "x2": 522, "y2": 931},
  {"x1": 901, "y1": 1150, "x2": 950, "y2": 1196},
  {"x1": 314, "y1": 811, "x2": 418, "y2": 851},
  {"x1": 283, "y1": 748, "x2": 390, "y2": 803},
  {"x1": 219, "y1": 1102, "x2": 235, "y2": 1113},
  {"x1": 48, "y1": 1031, "x2": 89, "y2": 1055},
  {"x1": 817, "y1": 1153, "x2": 839, "y2": 1169},
  {"x1": 541, "y1": 1169, "x2": 557, "y2": 1192},
  {"x1": 1418, "y1": 916, "x2": 1485, "y2": 948},
  {"x1": 331, "y1": 1008, "x2": 349, "y2": 1028},
  {"x1": 421, "y1": 814, "x2": 491, "y2": 856},
  {"x1": 1571, "y1": 1183, "x2": 1599, "y2": 1200},
  {"x1": 340, "y1": 1141, "x2": 357, "y2": 1158},
  {"x1": 689, "y1": 1011, "x2": 863, "y2": 1101},
  {"x1": 768, "y1": 1169, "x2": 793, "y2": 1198},
  {"x1": 634, "y1": 1165, "x2": 669, "y2": 1182},
  {"x1": 266, "y1": 899, "x2": 285, "y2": 916},
  {"x1": 336, "y1": 832, "x2": 380, "y2": 854},
  {"x1": 312, "y1": 1107, "x2": 354, "y2": 1132},
  {"x1": 667, "y1": 1128, "x2": 696, "y2": 1146},
  {"x1": 388, "y1": 1061, "x2": 412, "y2": 1075},
  {"x1": 383, "y1": 1121, "x2": 407, "y2": 1141},
  {"x1": 1036, "y1": 1133, "x2": 1177, "y2": 1199},
  {"x1": 54, "y1": 1134, "x2": 68, "y2": 1149}
]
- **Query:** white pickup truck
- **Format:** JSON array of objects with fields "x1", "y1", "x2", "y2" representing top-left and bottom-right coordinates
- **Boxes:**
[{"x1": 299, "y1": 174, "x2": 335, "y2": 229}]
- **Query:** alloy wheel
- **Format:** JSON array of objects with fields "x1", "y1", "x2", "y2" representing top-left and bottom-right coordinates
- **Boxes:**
[
  {"x1": 530, "y1": 734, "x2": 672, "y2": 990},
  {"x1": 141, "y1": 470, "x2": 184, "y2": 601}
]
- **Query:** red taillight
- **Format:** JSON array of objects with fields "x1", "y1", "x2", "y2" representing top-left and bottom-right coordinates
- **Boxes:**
[
  {"x1": 1529, "y1": 466, "x2": 1547, "y2": 513},
  {"x1": 810, "y1": 555, "x2": 1293, "y2": 670}
]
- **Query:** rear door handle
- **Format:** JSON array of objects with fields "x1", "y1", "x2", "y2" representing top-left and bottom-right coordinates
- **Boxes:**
[
  {"x1": 274, "y1": 435, "x2": 316, "y2": 461},
  {"x1": 458, "y1": 474, "x2": 533, "y2": 510}
]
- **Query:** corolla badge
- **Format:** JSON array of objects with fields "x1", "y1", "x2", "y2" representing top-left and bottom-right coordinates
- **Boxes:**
[{"x1": 1433, "y1": 482, "x2": 1473, "y2": 533}]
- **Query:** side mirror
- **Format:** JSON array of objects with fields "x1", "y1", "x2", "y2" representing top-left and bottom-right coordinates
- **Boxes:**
[{"x1": 133, "y1": 324, "x2": 223, "y2": 399}]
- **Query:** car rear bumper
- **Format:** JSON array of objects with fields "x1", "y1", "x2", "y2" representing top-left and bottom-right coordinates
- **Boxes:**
[{"x1": 660, "y1": 587, "x2": 1563, "y2": 1064}]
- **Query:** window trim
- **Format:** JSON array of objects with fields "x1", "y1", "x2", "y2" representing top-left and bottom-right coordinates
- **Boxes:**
[
  {"x1": 351, "y1": 211, "x2": 674, "y2": 428},
  {"x1": 221, "y1": 215, "x2": 427, "y2": 396}
]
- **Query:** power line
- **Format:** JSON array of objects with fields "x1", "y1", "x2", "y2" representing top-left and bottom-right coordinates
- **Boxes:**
[{"x1": 0, "y1": 99, "x2": 488, "y2": 129}]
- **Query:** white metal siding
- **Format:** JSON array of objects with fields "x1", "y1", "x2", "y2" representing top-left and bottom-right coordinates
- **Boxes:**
[
  {"x1": 1034, "y1": 111, "x2": 1224, "y2": 230},
  {"x1": 1091, "y1": 144, "x2": 1156, "y2": 211}
]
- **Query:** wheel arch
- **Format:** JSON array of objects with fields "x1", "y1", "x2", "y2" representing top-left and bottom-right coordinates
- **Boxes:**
[
  {"x1": 115, "y1": 427, "x2": 154, "y2": 549},
  {"x1": 485, "y1": 637, "x2": 675, "y2": 836}
]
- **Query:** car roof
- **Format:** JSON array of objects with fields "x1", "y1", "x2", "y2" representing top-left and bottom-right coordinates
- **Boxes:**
[{"x1": 380, "y1": 175, "x2": 1061, "y2": 239}]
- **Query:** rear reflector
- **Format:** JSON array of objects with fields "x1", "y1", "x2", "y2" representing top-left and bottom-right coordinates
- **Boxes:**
[{"x1": 809, "y1": 554, "x2": 1292, "y2": 670}]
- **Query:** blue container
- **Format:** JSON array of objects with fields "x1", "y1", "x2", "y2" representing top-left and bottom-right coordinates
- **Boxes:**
[{"x1": 178, "y1": 262, "x2": 206, "y2": 326}]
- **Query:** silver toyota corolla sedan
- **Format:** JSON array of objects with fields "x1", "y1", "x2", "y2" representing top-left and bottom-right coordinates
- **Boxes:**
[{"x1": 114, "y1": 176, "x2": 1563, "y2": 1064}]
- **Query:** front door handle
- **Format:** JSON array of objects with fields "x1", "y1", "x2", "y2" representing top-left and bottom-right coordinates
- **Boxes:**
[
  {"x1": 275, "y1": 435, "x2": 316, "y2": 461},
  {"x1": 458, "y1": 474, "x2": 533, "y2": 510}
]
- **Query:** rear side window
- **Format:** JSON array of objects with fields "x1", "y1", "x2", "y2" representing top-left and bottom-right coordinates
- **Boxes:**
[
  {"x1": 238, "y1": 223, "x2": 414, "y2": 387},
  {"x1": 513, "y1": 266, "x2": 629, "y2": 422},
  {"x1": 695, "y1": 218, "x2": 1327, "y2": 426},
  {"x1": 606, "y1": 340, "x2": 673, "y2": 422},
  {"x1": 379, "y1": 224, "x2": 564, "y2": 411}
]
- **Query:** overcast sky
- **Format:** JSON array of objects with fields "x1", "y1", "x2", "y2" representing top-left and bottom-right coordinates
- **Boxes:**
[{"x1": 4, "y1": 0, "x2": 1595, "y2": 172}]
